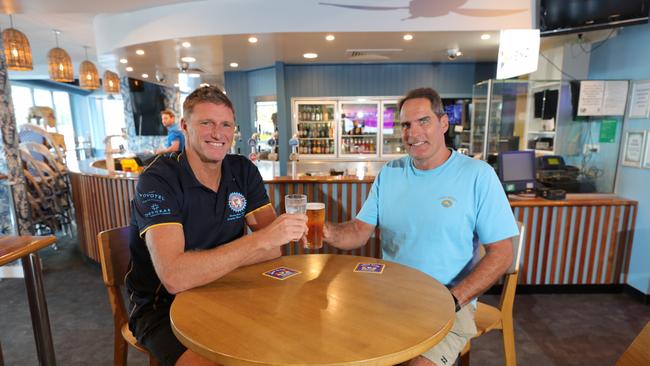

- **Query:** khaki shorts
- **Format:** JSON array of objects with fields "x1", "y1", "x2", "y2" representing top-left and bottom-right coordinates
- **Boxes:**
[{"x1": 422, "y1": 303, "x2": 477, "y2": 366}]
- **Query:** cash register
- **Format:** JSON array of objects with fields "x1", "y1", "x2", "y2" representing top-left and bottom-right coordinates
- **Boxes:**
[{"x1": 536, "y1": 155, "x2": 595, "y2": 193}]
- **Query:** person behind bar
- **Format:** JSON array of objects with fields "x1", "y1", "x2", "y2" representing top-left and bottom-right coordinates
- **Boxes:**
[
  {"x1": 126, "y1": 86, "x2": 308, "y2": 366},
  {"x1": 323, "y1": 87, "x2": 518, "y2": 366},
  {"x1": 154, "y1": 109, "x2": 185, "y2": 154}
]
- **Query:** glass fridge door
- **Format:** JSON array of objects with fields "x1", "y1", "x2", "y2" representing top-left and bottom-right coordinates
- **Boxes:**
[
  {"x1": 380, "y1": 100, "x2": 405, "y2": 157},
  {"x1": 293, "y1": 100, "x2": 337, "y2": 158},
  {"x1": 338, "y1": 101, "x2": 379, "y2": 157}
]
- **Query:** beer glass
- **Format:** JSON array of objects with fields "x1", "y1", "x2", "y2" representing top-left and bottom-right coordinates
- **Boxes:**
[
  {"x1": 285, "y1": 194, "x2": 307, "y2": 214},
  {"x1": 305, "y1": 202, "x2": 325, "y2": 249}
]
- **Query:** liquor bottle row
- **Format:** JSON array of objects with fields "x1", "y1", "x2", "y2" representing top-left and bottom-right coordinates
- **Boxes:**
[
  {"x1": 341, "y1": 137, "x2": 377, "y2": 154},
  {"x1": 298, "y1": 105, "x2": 333, "y2": 121},
  {"x1": 297, "y1": 122, "x2": 334, "y2": 138},
  {"x1": 299, "y1": 139, "x2": 335, "y2": 155}
]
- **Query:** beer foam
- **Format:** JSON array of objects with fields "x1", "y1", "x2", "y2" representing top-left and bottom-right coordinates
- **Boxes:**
[{"x1": 306, "y1": 202, "x2": 325, "y2": 210}]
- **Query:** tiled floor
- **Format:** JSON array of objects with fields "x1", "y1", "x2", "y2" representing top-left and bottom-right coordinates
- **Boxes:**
[{"x1": 1, "y1": 234, "x2": 648, "y2": 365}]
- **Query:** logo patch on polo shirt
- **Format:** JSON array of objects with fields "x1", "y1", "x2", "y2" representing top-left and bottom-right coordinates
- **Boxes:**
[
  {"x1": 227, "y1": 192, "x2": 247, "y2": 221},
  {"x1": 439, "y1": 196, "x2": 456, "y2": 208},
  {"x1": 228, "y1": 192, "x2": 247, "y2": 212}
]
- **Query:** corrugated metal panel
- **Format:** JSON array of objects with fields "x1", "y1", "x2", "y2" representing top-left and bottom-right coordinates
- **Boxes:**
[
  {"x1": 284, "y1": 63, "x2": 482, "y2": 98},
  {"x1": 248, "y1": 67, "x2": 276, "y2": 97}
]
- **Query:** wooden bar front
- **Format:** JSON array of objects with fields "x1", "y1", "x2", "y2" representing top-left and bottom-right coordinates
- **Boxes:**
[{"x1": 69, "y1": 164, "x2": 638, "y2": 287}]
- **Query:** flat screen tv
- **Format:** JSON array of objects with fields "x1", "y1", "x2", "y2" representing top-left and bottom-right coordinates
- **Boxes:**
[
  {"x1": 533, "y1": 89, "x2": 559, "y2": 120},
  {"x1": 130, "y1": 78, "x2": 166, "y2": 136},
  {"x1": 539, "y1": 0, "x2": 649, "y2": 37}
]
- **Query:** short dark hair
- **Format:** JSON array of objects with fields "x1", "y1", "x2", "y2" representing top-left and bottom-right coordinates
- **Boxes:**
[
  {"x1": 398, "y1": 88, "x2": 445, "y2": 117},
  {"x1": 183, "y1": 85, "x2": 235, "y2": 120},
  {"x1": 161, "y1": 109, "x2": 175, "y2": 119}
]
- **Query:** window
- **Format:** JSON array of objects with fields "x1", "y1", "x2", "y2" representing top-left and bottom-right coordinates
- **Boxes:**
[
  {"x1": 10, "y1": 85, "x2": 75, "y2": 152},
  {"x1": 254, "y1": 100, "x2": 277, "y2": 151},
  {"x1": 33, "y1": 89, "x2": 53, "y2": 108},
  {"x1": 10, "y1": 85, "x2": 32, "y2": 126},
  {"x1": 53, "y1": 92, "x2": 74, "y2": 152}
]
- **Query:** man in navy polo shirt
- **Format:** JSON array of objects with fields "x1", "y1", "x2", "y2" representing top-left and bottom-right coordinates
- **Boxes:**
[
  {"x1": 323, "y1": 88, "x2": 518, "y2": 366},
  {"x1": 126, "y1": 86, "x2": 307, "y2": 366}
]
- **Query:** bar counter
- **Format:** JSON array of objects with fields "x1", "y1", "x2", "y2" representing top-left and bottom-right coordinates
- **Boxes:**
[{"x1": 69, "y1": 159, "x2": 637, "y2": 287}]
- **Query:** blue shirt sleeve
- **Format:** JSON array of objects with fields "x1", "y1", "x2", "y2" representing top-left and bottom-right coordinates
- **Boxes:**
[
  {"x1": 356, "y1": 169, "x2": 381, "y2": 226},
  {"x1": 474, "y1": 165, "x2": 519, "y2": 244},
  {"x1": 166, "y1": 129, "x2": 184, "y2": 151}
]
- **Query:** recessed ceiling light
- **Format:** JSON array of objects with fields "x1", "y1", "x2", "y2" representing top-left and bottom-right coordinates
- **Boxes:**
[
  {"x1": 188, "y1": 73, "x2": 200, "y2": 78},
  {"x1": 173, "y1": 83, "x2": 180, "y2": 87},
  {"x1": 248, "y1": 36, "x2": 258, "y2": 44},
  {"x1": 119, "y1": 58, "x2": 128, "y2": 64},
  {"x1": 303, "y1": 52, "x2": 318, "y2": 59},
  {"x1": 222, "y1": 90, "x2": 227, "y2": 95},
  {"x1": 125, "y1": 66, "x2": 134, "y2": 72},
  {"x1": 181, "y1": 56, "x2": 196, "y2": 63},
  {"x1": 181, "y1": 41, "x2": 191, "y2": 48},
  {"x1": 325, "y1": 35, "x2": 335, "y2": 41},
  {"x1": 229, "y1": 62, "x2": 239, "y2": 68},
  {"x1": 480, "y1": 33, "x2": 491, "y2": 40},
  {"x1": 141, "y1": 73, "x2": 149, "y2": 78},
  {"x1": 136, "y1": 49, "x2": 145, "y2": 55},
  {"x1": 403, "y1": 34, "x2": 413, "y2": 41},
  {"x1": 456, "y1": 51, "x2": 463, "y2": 57}
]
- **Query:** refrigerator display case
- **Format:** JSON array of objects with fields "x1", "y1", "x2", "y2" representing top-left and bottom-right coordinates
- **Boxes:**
[
  {"x1": 380, "y1": 101, "x2": 405, "y2": 156},
  {"x1": 293, "y1": 100, "x2": 336, "y2": 157},
  {"x1": 339, "y1": 101, "x2": 379, "y2": 157},
  {"x1": 291, "y1": 97, "x2": 407, "y2": 161}
]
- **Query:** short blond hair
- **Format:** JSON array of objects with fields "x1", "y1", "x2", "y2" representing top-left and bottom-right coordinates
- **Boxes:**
[{"x1": 183, "y1": 86, "x2": 235, "y2": 120}]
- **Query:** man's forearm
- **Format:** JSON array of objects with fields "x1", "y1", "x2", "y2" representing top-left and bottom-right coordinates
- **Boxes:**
[
  {"x1": 324, "y1": 219, "x2": 374, "y2": 250},
  {"x1": 450, "y1": 239, "x2": 513, "y2": 306}
]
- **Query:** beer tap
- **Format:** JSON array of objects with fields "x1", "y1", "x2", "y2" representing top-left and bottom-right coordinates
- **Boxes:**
[
  {"x1": 231, "y1": 126, "x2": 241, "y2": 155},
  {"x1": 288, "y1": 133, "x2": 300, "y2": 179},
  {"x1": 104, "y1": 134, "x2": 126, "y2": 174},
  {"x1": 247, "y1": 133, "x2": 259, "y2": 163},
  {"x1": 266, "y1": 132, "x2": 279, "y2": 177}
]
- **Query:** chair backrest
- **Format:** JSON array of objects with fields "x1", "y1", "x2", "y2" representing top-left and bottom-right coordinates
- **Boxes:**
[
  {"x1": 506, "y1": 222, "x2": 525, "y2": 274},
  {"x1": 617, "y1": 321, "x2": 650, "y2": 366},
  {"x1": 97, "y1": 226, "x2": 132, "y2": 325},
  {"x1": 498, "y1": 221, "x2": 525, "y2": 312}
]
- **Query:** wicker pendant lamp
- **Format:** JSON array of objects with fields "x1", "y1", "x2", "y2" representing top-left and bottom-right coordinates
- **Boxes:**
[
  {"x1": 2, "y1": 15, "x2": 33, "y2": 70},
  {"x1": 103, "y1": 70, "x2": 120, "y2": 94},
  {"x1": 47, "y1": 30, "x2": 73, "y2": 82},
  {"x1": 79, "y1": 46, "x2": 99, "y2": 90}
]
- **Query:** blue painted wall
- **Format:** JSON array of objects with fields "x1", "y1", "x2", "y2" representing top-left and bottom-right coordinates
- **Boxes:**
[
  {"x1": 225, "y1": 62, "x2": 496, "y2": 174},
  {"x1": 589, "y1": 22, "x2": 650, "y2": 294}
]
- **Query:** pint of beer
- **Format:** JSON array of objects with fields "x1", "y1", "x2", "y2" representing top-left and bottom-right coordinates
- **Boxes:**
[{"x1": 305, "y1": 202, "x2": 325, "y2": 249}]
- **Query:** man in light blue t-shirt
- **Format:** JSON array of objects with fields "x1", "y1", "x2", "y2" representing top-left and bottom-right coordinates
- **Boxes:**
[
  {"x1": 324, "y1": 88, "x2": 519, "y2": 366},
  {"x1": 155, "y1": 109, "x2": 185, "y2": 154}
]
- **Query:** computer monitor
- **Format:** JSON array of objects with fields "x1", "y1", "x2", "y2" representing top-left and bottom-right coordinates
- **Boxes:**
[
  {"x1": 444, "y1": 104, "x2": 463, "y2": 125},
  {"x1": 498, "y1": 150, "x2": 536, "y2": 193}
]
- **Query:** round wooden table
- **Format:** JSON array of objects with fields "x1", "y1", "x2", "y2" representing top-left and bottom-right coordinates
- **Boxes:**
[{"x1": 171, "y1": 254, "x2": 454, "y2": 366}]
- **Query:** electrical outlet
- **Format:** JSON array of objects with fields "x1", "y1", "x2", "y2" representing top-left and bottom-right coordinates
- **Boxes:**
[{"x1": 584, "y1": 144, "x2": 600, "y2": 153}]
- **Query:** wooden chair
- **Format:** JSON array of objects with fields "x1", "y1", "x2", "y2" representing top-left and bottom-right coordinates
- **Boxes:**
[
  {"x1": 459, "y1": 222, "x2": 525, "y2": 366},
  {"x1": 97, "y1": 226, "x2": 159, "y2": 366},
  {"x1": 616, "y1": 321, "x2": 650, "y2": 366}
]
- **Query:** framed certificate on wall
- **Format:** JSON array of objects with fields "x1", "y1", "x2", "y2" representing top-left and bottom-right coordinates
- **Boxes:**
[
  {"x1": 643, "y1": 133, "x2": 650, "y2": 169},
  {"x1": 622, "y1": 131, "x2": 645, "y2": 167}
]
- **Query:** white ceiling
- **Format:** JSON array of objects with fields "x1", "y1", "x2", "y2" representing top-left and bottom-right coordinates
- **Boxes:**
[{"x1": 2, "y1": 0, "x2": 539, "y2": 88}]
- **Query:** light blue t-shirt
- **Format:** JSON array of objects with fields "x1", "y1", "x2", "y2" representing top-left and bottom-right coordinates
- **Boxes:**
[
  {"x1": 165, "y1": 124, "x2": 185, "y2": 152},
  {"x1": 357, "y1": 150, "x2": 519, "y2": 286}
]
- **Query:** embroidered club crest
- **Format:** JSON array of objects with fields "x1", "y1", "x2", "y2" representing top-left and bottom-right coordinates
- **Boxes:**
[{"x1": 228, "y1": 192, "x2": 247, "y2": 213}]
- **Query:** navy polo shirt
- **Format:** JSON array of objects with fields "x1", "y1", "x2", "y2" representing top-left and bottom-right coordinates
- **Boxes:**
[{"x1": 125, "y1": 152, "x2": 270, "y2": 323}]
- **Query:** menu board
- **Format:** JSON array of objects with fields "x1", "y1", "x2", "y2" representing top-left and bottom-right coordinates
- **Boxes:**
[{"x1": 577, "y1": 80, "x2": 629, "y2": 116}]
